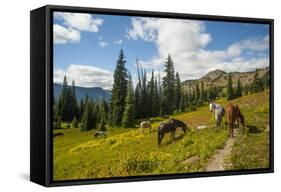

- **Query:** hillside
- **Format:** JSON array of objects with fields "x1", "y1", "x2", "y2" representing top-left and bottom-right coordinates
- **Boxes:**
[
  {"x1": 182, "y1": 67, "x2": 269, "y2": 91},
  {"x1": 54, "y1": 83, "x2": 111, "y2": 101},
  {"x1": 53, "y1": 90, "x2": 270, "y2": 180}
]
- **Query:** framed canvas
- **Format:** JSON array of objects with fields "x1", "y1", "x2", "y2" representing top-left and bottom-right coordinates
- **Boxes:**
[{"x1": 30, "y1": 5, "x2": 274, "y2": 187}]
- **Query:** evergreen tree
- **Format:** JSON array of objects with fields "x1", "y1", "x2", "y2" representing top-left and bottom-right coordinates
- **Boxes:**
[
  {"x1": 56, "y1": 76, "x2": 79, "y2": 122},
  {"x1": 134, "y1": 83, "x2": 141, "y2": 119},
  {"x1": 69, "y1": 80, "x2": 78, "y2": 120},
  {"x1": 134, "y1": 58, "x2": 142, "y2": 119},
  {"x1": 122, "y1": 76, "x2": 136, "y2": 128},
  {"x1": 250, "y1": 69, "x2": 264, "y2": 93},
  {"x1": 153, "y1": 78, "x2": 160, "y2": 116},
  {"x1": 57, "y1": 76, "x2": 69, "y2": 121},
  {"x1": 195, "y1": 82, "x2": 200, "y2": 105},
  {"x1": 175, "y1": 72, "x2": 182, "y2": 111},
  {"x1": 98, "y1": 100, "x2": 107, "y2": 131},
  {"x1": 262, "y1": 72, "x2": 270, "y2": 88},
  {"x1": 227, "y1": 73, "x2": 234, "y2": 100},
  {"x1": 162, "y1": 54, "x2": 175, "y2": 115},
  {"x1": 78, "y1": 99, "x2": 84, "y2": 121},
  {"x1": 200, "y1": 81, "x2": 205, "y2": 102},
  {"x1": 243, "y1": 84, "x2": 250, "y2": 96},
  {"x1": 72, "y1": 117, "x2": 78, "y2": 128},
  {"x1": 147, "y1": 70, "x2": 155, "y2": 117},
  {"x1": 140, "y1": 70, "x2": 148, "y2": 118},
  {"x1": 180, "y1": 92, "x2": 186, "y2": 112},
  {"x1": 80, "y1": 101, "x2": 91, "y2": 131},
  {"x1": 236, "y1": 78, "x2": 243, "y2": 98},
  {"x1": 80, "y1": 98, "x2": 96, "y2": 131},
  {"x1": 111, "y1": 49, "x2": 128, "y2": 126}
]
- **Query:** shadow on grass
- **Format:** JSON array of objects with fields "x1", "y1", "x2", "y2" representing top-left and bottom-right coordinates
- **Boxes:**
[{"x1": 246, "y1": 125, "x2": 262, "y2": 134}]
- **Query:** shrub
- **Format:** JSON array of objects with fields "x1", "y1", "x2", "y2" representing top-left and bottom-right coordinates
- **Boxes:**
[{"x1": 72, "y1": 117, "x2": 79, "y2": 128}]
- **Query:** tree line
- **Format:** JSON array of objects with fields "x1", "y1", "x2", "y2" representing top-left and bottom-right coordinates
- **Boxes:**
[
  {"x1": 226, "y1": 68, "x2": 269, "y2": 101},
  {"x1": 53, "y1": 49, "x2": 270, "y2": 131}
]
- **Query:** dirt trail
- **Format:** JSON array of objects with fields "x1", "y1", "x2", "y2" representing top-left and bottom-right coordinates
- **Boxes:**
[{"x1": 205, "y1": 129, "x2": 238, "y2": 171}]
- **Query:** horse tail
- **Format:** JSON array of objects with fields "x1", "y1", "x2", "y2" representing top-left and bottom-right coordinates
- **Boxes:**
[{"x1": 222, "y1": 107, "x2": 225, "y2": 117}]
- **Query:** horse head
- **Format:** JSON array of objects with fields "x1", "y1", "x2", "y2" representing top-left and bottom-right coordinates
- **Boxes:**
[
  {"x1": 208, "y1": 99, "x2": 215, "y2": 112},
  {"x1": 175, "y1": 119, "x2": 187, "y2": 133},
  {"x1": 182, "y1": 123, "x2": 187, "y2": 133}
]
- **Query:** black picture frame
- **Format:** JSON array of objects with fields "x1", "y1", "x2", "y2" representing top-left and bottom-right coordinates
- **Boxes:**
[{"x1": 30, "y1": 5, "x2": 274, "y2": 187}]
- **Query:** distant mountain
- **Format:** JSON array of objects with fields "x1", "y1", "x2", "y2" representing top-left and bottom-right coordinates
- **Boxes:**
[
  {"x1": 54, "y1": 83, "x2": 111, "y2": 101},
  {"x1": 182, "y1": 67, "x2": 269, "y2": 91}
]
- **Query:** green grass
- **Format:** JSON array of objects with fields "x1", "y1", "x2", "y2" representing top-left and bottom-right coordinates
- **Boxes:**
[
  {"x1": 227, "y1": 91, "x2": 270, "y2": 170},
  {"x1": 53, "y1": 90, "x2": 270, "y2": 180}
]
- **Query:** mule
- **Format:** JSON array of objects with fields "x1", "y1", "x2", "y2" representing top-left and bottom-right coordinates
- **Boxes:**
[
  {"x1": 208, "y1": 99, "x2": 225, "y2": 130},
  {"x1": 158, "y1": 118, "x2": 187, "y2": 146}
]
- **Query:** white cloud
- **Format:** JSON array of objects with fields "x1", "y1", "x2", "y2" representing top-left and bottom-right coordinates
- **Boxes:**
[
  {"x1": 226, "y1": 35, "x2": 269, "y2": 57},
  {"x1": 54, "y1": 64, "x2": 113, "y2": 89},
  {"x1": 99, "y1": 41, "x2": 109, "y2": 48},
  {"x1": 54, "y1": 12, "x2": 103, "y2": 32},
  {"x1": 53, "y1": 24, "x2": 80, "y2": 44},
  {"x1": 127, "y1": 17, "x2": 269, "y2": 80},
  {"x1": 53, "y1": 12, "x2": 103, "y2": 44},
  {"x1": 114, "y1": 39, "x2": 123, "y2": 44}
]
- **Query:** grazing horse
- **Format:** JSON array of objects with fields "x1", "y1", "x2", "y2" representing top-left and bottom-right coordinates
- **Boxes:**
[
  {"x1": 94, "y1": 131, "x2": 107, "y2": 138},
  {"x1": 53, "y1": 132, "x2": 63, "y2": 137},
  {"x1": 208, "y1": 99, "x2": 225, "y2": 130},
  {"x1": 158, "y1": 119, "x2": 187, "y2": 146},
  {"x1": 140, "y1": 121, "x2": 152, "y2": 132},
  {"x1": 226, "y1": 103, "x2": 245, "y2": 138}
]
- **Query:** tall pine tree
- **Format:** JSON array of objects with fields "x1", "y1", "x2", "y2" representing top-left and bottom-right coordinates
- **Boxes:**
[
  {"x1": 111, "y1": 49, "x2": 128, "y2": 127},
  {"x1": 122, "y1": 75, "x2": 136, "y2": 128},
  {"x1": 195, "y1": 82, "x2": 200, "y2": 105},
  {"x1": 162, "y1": 54, "x2": 175, "y2": 115},
  {"x1": 236, "y1": 78, "x2": 243, "y2": 98},
  {"x1": 227, "y1": 73, "x2": 234, "y2": 100},
  {"x1": 175, "y1": 72, "x2": 182, "y2": 111},
  {"x1": 250, "y1": 69, "x2": 264, "y2": 93},
  {"x1": 200, "y1": 81, "x2": 204, "y2": 103}
]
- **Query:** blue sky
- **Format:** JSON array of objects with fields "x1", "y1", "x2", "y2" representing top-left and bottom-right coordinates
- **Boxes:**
[{"x1": 53, "y1": 12, "x2": 269, "y2": 89}]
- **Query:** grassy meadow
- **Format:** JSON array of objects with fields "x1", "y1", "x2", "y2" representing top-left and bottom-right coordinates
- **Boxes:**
[{"x1": 53, "y1": 90, "x2": 270, "y2": 180}]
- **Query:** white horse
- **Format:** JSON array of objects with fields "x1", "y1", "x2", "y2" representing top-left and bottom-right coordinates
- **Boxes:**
[
  {"x1": 140, "y1": 121, "x2": 152, "y2": 132},
  {"x1": 208, "y1": 99, "x2": 225, "y2": 130}
]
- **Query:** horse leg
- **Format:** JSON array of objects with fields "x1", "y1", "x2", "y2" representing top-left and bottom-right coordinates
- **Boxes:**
[
  {"x1": 228, "y1": 122, "x2": 231, "y2": 137},
  {"x1": 231, "y1": 124, "x2": 234, "y2": 138},
  {"x1": 229, "y1": 120, "x2": 234, "y2": 138},
  {"x1": 215, "y1": 118, "x2": 219, "y2": 131},
  {"x1": 158, "y1": 133, "x2": 161, "y2": 146}
]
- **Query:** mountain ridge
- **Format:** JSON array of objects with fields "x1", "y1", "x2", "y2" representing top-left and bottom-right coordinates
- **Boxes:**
[
  {"x1": 54, "y1": 83, "x2": 111, "y2": 101},
  {"x1": 182, "y1": 67, "x2": 269, "y2": 91}
]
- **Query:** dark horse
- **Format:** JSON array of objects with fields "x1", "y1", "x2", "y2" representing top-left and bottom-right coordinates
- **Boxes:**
[{"x1": 158, "y1": 119, "x2": 187, "y2": 146}]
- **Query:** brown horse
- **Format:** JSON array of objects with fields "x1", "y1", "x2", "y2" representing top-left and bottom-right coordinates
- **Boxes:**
[{"x1": 226, "y1": 103, "x2": 245, "y2": 138}]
